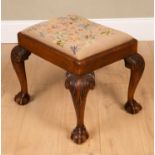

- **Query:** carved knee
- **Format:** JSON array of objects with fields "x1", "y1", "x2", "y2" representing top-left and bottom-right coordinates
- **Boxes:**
[
  {"x1": 65, "y1": 72, "x2": 95, "y2": 144},
  {"x1": 11, "y1": 45, "x2": 31, "y2": 63},
  {"x1": 124, "y1": 53, "x2": 145, "y2": 72},
  {"x1": 11, "y1": 45, "x2": 31, "y2": 105}
]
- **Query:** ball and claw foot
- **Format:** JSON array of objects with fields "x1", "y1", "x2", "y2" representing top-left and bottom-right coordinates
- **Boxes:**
[
  {"x1": 14, "y1": 91, "x2": 30, "y2": 105},
  {"x1": 125, "y1": 99, "x2": 142, "y2": 114},
  {"x1": 71, "y1": 125, "x2": 89, "y2": 144}
]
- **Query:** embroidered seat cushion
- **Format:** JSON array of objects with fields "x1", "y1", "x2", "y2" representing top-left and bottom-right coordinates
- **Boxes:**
[{"x1": 21, "y1": 15, "x2": 133, "y2": 60}]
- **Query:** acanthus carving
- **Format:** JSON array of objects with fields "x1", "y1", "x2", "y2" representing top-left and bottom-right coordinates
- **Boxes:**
[{"x1": 65, "y1": 72, "x2": 95, "y2": 105}]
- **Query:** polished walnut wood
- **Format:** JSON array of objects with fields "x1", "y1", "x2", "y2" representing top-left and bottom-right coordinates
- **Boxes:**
[
  {"x1": 18, "y1": 32, "x2": 137, "y2": 75},
  {"x1": 65, "y1": 72, "x2": 95, "y2": 144},
  {"x1": 124, "y1": 53, "x2": 145, "y2": 114},
  {"x1": 11, "y1": 31, "x2": 145, "y2": 144},
  {"x1": 11, "y1": 45, "x2": 31, "y2": 105}
]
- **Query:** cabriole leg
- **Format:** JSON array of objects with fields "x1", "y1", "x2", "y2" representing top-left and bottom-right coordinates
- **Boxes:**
[
  {"x1": 65, "y1": 72, "x2": 95, "y2": 144},
  {"x1": 124, "y1": 53, "x2": 145, "y2": 114},
  {"x1": 11, "y1": 45, "x2": 31, "y2": 105}
]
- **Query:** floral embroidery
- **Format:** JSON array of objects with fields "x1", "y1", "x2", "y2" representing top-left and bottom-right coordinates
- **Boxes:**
[
  {"x1": 100, "y1": 29, "x2": 113, "y2": 36},
  {"x1": 56, "y1": 40, "x2": 64, "y2": 47},
  {"x1": 85, "y1": 34, "x2": 95, "y2": 39},
  {"x1": 78, "y1": 23, "x2": 90, "y2": 29},
  {"x1": 23, "y1": 15, "x2": 115, "y2": 56},
  {"x1": 70, "y1": 45, "x2": 79, "y2": 55}
]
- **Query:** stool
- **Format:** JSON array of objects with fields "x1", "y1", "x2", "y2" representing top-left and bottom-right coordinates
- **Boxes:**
[{"x1": 11, "y1": 15, "x2": 145, "y2": 144}]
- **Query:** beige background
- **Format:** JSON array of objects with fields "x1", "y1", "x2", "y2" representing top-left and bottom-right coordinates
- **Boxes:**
[{"x1": 2, "y1": 0, "x2": 154, "y2": 20}]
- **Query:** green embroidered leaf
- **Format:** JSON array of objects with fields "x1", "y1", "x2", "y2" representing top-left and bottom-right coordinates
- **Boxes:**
[
  {"x1": 101, "y1": 31, "x2": 106, "y2": 35},
  {"x1": 85, "y1": 34, "x2": 95, "y2": 39},
  {"x1": 106, "y1": 30, "x2": 111, "y2": 35},
  {"x1": 101, "y1": 29, "x2": 112, "y2": 35},
  {"x1": 56, "y1": 40, "x2": 64, "y2": 47}
]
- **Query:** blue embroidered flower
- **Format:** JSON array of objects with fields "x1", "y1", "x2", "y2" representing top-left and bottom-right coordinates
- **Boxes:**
[
  {"x1": 70, "y1": 45, "x2": 78, "y2": 55},
  {"x1": 79, "y1": 24, "x2": 89, "y2": 29}
]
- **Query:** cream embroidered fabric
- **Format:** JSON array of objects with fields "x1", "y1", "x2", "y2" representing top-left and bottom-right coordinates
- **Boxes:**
[{"x1": 22, "y1": 15, "x2": 133, "y2": 60}]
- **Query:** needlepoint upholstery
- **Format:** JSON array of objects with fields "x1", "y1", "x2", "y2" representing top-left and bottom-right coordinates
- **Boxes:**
[{"x1": 21, "y1": 15, "x2": 133, "y2": 60}]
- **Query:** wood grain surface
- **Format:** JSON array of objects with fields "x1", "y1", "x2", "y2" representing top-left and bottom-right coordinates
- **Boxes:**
[{"x1": 2, "y1": 42, "x2": 153, "y2": 155}]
